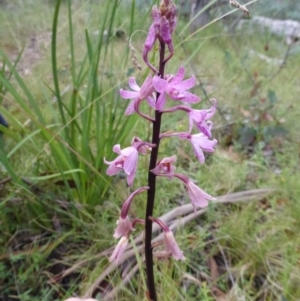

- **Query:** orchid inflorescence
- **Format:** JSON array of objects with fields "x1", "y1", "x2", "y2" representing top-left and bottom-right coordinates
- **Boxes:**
[{"x1": 104, "y1": 0, "x2": 217, "y2": 299}]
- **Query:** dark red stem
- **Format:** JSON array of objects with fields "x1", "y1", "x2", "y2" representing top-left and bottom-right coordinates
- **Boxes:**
[{"x1": 144, "y1": 41, "x2": 166, "y2": 301}]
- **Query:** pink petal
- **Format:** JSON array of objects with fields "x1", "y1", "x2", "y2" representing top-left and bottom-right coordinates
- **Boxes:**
[
  {"x1": 156, "y1": 91, "x2": 167, "y2": 110},
  {"x1": 168, "y1": 3, "x2": 177, "y2": 33},
  {"x1": 152, "y1": 6, "x2": 161, "y2": 27},
  {"x1": 144, "y1": 24, "x2": 157, "y2": 51},
  {"x1": 166, "y1": 86, "x2": 186, "y2": 99},
  {"x1": 190, "y1": 110, "x2": 208, "y2": 135},
  {"x1": 171, "y1": 66, "x2": 185, "y2": 84},
  {"x1": 120, "y1": 146, "x2": 136, "y2": 157},
  {"x1": 197, "y1": 122, "x2": 211, "y2": 138},
  {"x1": 190, "y1": 134, "x2": 217, "y2": 163},
  {"x1": 164, "y1": 231, "x2": 185, "y2": 260},
  {"x1": 179, "y1": 91, "x2": 200, "y2": 103},
  {"x1": 110, "y1": 236, "x2": 129, "y2": 264},
  {"x1": 151, "y1": 155, "x2": 177, "y2": 176},
  {"x1": 146, "y1": 96, "x2": 156, "y2": 108},
  {"x1": 190, "y1": 110, "x2": 207, "y2": 123},
  {"x1": 188, "y1": 115, "x2": 194, "y2": 133},
  {"x1": 124, "y1": 100, "x2": 136, "y2": 115},
  {"x1": 193, "y1": 135, "x2": 217, "y2": 152},
  {"x1": 128, "y1": 77, "x2": 140, "y2": 92},
  {"x1": 139, "y1": 75, "x2": 154, "y2": 99},
  {"x1": 112, "y1": 144, "x2": 122, "y2": 154},
  {"x1": 192, "y1": 145, "x2": 205, "y2": 164},
  {"x1": 173, "y1": 75, "x2": 196, "y2": 91},
  {"x1": 123, "y1": 148, "x2": 138, "y2": 175},
  {"x1": 120, "y1": 89, "x2": 139, "y2": 99},
  {"x1": 187, "y1": 181, "x2": 216, "y2": 210},
  {"x1": 153, "y1": 76, "x2": 167, "y2": 93},
  {"x1": 121, "y1": 146, "x2": 136, "y2": 156},
  {"x1": 205, "y1": 100, "x2": 217, "y2": 119},
  {"x1": 151, "y1": 165, "x2": 162, "y2": 175},
  {"x1": 131, "y1": 136, "x2": 150, "y2": 154},
  {"x1": 166, "y1": 39, "x2": 174, "y2": 55},
  {"x1": 113, "y1": 216, "x2": 134, "y2": 239},
  {"x1": 105, "y1": 161, "x2": 123, "y2": 176},
  {"x1": 160, "y1": 16, "x2": 172, "y2": 44},
  {"x1": 126, "y1": 162, "x2": 137, "y2": 186}
]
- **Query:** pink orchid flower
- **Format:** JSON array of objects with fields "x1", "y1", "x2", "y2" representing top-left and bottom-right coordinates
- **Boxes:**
[
  {"x1": 104, "y1": 144, "x2": 139, "y2": 186},
  {"x1": 119, "y1": 75, "x2": 155, "y2": 116},
  {"x1": 153, "y1": 66, "x2": 200, "y2": 110},
  {"x1": 149, "y1": 217, "x2": 185, "y2": 260},
  {"x1": 150, "y1": 155, "x2": 177, "y2": 178},
  {"x1": 160, "y1": 130, "x2": 217, "y2": 164},
  {"x1": 179, "y1": 132, "x2": 217, "y2": 164},
  {"x1": 185, "y1": 180, "x2": 216, "y2": 210},
  {"x1": 114, "y1": 186, "x2": 149, "y2": 239},
  {"x1": 162, "y1": 99, "x2": 217, "y2": 137},
  {"x1": 104, "y1": 141, "x2": 156, "y2": 186},
  {"x1": 174, "y1": 174, "x2": 216, "y2": 211},
  {"x1": 164, "y1": 230, "x2": 185, "y2": 260}
]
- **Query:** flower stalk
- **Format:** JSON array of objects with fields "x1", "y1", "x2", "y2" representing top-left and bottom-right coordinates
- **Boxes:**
[
  {"x1": 104, "y1": 1, "x2": 218, "y2": 300},
  {"x1": 144, "y1": 41, "x2": 166, "y2": 301}
]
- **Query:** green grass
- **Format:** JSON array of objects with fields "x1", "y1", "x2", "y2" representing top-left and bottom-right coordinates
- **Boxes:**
[{"x1": 1, "y1": 0, "x2": 300, "y2": 300}]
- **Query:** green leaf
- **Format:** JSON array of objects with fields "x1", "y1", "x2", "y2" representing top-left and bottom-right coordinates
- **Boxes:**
[{"x1": 267, "y1": 89, "x2": 277, "y2": 105}]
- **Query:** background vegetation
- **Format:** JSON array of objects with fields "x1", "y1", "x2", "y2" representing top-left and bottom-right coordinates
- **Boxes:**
[{"x1": 0, "y1": 0, "x2": 299, "y2": 300}]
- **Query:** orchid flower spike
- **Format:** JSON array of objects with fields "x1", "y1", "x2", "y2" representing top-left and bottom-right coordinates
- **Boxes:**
[
  {"x1": 149, "y1": 216, "x2": 185, "y2": 260},
  {"x1": 174, "y1": 174, "x2": 216, "y2": 211},
  {"x1": 113, "y1": 186, "x2": 149, "y2": 239},
  {"x1": 153, "y1": 66, "x2": 200, "y2": 110},
  {"x1": 143, "y1": 0, "x2": 177, "y2": 72},
  {"x1": 120, "y1": 75, "x2": 155, "y2": 116},
  {"x1": 150, "y1": 155, "x2": 177, "y2": 178}
]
